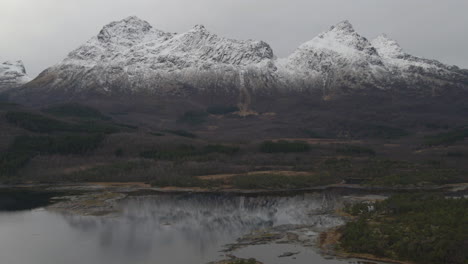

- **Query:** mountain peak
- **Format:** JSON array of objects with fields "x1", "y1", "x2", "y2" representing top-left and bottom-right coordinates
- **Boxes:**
[
  {"x1": 0, "y1": 60, "x2": 31, "y2": 91},
  {"x1": 191, "y1": 24, "x2": 207, "y2": 32},
  {"x1": 330, "y1": 20, "x2": 355, "y2": 33},
  {"x1": 371, "y1": 34, "x2": 405, "y2": 58},
  {"x1": 97, "y1": 16, "x2": 154, "y2": 44},
  {"x1": 299, "y1": 20, "x2": 376, "y2": 56}
]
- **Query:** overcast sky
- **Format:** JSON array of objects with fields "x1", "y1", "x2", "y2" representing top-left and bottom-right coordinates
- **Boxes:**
[{"x1": 1, "y1": 0, "x2": 467, "y2": 77}]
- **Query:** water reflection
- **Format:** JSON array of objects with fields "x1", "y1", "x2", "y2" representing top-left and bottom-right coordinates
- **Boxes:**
[{"x1": 0, "y1": 192, "x2": 347, "y2": 264}]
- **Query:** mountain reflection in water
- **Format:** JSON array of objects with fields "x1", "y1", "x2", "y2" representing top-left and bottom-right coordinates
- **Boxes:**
[{"x1": 0, "y1": 192, "x2": 347, "y2": 264}]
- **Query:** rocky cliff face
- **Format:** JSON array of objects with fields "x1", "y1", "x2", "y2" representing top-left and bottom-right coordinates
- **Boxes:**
[
  {"x1": 0, "y1": 60, "x2": 31, "y2": 92},
  {"x1": 17, "y1": 16, "x2": 468, "y2": 100}
]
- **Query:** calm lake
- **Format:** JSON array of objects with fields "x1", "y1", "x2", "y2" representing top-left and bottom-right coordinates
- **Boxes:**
[{"x1": 0, "y1": 190, "x2": 385, "y2": 264}]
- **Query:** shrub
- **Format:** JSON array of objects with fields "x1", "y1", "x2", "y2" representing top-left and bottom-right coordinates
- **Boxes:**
[
  {"x1": 206, "y1": 105, "x2": 239, "y2": 115},
  {"x1": 140, "y1": 145, "x2": 199, "y2": 160},
  {"x1": 259, "y1": 140, "x2": 310, "y2": 153}
]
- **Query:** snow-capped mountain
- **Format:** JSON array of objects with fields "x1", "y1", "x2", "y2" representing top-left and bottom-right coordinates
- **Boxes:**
[
  {"x1": 31, "y1": 16, "x2": 276, "y2": 95},
  {"x1": 0, "y1": 60, "x2": 31, "y2": 92},
  {"x1": 20, "y1": 16, "x2": 468, "y2": 99},
  {"x1": 277, "y1": 20, "x2": 389, "y2": 92}
]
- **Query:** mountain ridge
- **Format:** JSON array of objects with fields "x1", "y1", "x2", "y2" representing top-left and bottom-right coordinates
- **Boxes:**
[{"x1": 6, "y1": 16, "x2": 468, "y2": 103}]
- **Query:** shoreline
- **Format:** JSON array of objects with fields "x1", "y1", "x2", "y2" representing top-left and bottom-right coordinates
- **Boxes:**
[{"x1": 1, "y1": 181, "x2": 467, "y2": 195}]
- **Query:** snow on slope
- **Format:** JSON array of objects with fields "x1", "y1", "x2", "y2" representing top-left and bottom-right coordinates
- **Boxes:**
[
  {"x1": 278, "y1": 20, "x2": 389, "y2": 91},
  {"x1": 372, "y1": 34, "x2": 468, "y2": 91},
  {"x1": 0, "y1": 60, "x2": 31, "y2": 91}
]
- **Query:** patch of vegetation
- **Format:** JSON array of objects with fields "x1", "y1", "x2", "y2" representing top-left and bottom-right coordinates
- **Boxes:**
[
  {"x1": 12, "y1": 134, "x2": 105, "y2": 155},
  {"x1": 5, "y1": 111, "x2": 75, "y2": 133},
  {"x1": 203, "y1": 144, "x2": 240, "y2": 155},
  {"x1": 340, "y1": 122, "x2": 409, "y2": 139},
  {"x1": 141, "y1": 144, "x2": 239, "y2": 161},
  {"x1": 366, "y1": 124, "x2": 409, "y2": 139},
  {"x1": 260, "y1": 140, "x2": 310, "y2": 153},
  {"x1": 224, "y1": 259, "x2": 258, "y2": 264},
  {"x1": 315, "y1": 158, "x2": 466, "y2": 186},
  {"x1": 0, "y1": 151, "x2": 33, "y2": 176},
  {"x1": 447, "y1": 151, "x2": 464, "y2": 157},
  {"x1": 206, "y1": 105, "x2": 239, "y2": 115},
  {"x1": 76, "y1": 120, "x2": 120, "y2": 134},
  {"x1": 140, "y1": 145, "x2": 199, "y2": 160},
  {"x1": 178, "y1": 110, "x2": 209, "y2": 125},
  {"x1": 303, "y1": 129, "x2": 326, "y2": 138},
  {"x1": 0, "y1": 101, "x2": 18, "y2": 109},
  {"x1": 4, "y1": 111, "x2": 119, "y2": 134},
  {"x1": 164, "y1": 129, "x2": 197, "y2": 138},
  {"x1": 0, "y1": 93, "x2": 10, "y2": 102},
  {"x1": 42, "y1": 103, "x2": 109, "y2": 120},
  {"x1": 424, "y1": 128, "x2": 468, "y2": 146},
  {"x1": 425, "y1": 123, "x2": 449, "y2": 130},
  {"x1": 114, "y1": 148, "x2": 124, "y2": 157},
  {"x1": 231, "y1": 173, "x2": 336, "y2": 189},
  {"x1": 151, "y1": 175, "x2": 220, "y2": 188},
  {"x1": 0, "y1": 134, "x2": 105, "y2": 175},
  {"x1": 364, "y1": 169, "x2": 462, "y2": 186},
  {"x1": 150, "y1": 132, "x2": 165, "y2": 136},
  {"x1": 67, "y1": 161, "x2": 151, "y2": 181},
  {"x1": 320, "y1": 158, "x2": 353, "y2": 171},
  {"x1": 114, "y1": 123, "x2": 138, "y2": 130},
  {"x1": 336, "y1": 145, "x2": 376, "y2": 156},
  {"x1": 341, "y1": 193, "x2": 468, "y2": 264}
]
